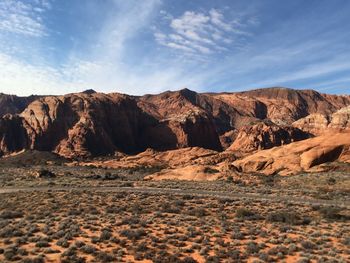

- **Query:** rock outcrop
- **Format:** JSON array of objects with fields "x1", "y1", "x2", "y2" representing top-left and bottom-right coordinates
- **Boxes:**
[
  {"x1": 330, "y1": 106, "x2": 350, "y2": 130},
  {"x1": 228, "y1": 121, "x2": 311, "y2": 153},
  {"x1": 74, "y1": 146, "x2": 238, "y2": 181},
  {"x1": 293, "y1": 106, "x2": 350, "y2": 135},
  {"x1": 234, "y1": 88, "x2": 350, "y2": 124},
  {"x1": 139, "y1": 87, "x2": 350, "y2": 150},
  {"x1": 0, "y1": 114, "x2": 29, "y2": 156},
  {"x1": 76, "y1": 147, "x2": 219, "y2": 169},
  {"x1": 0, "y1": 91, "x2": 222, "y2": 158},
  {"x1": 0, "y1": 87, "x2": 349, "y2": 158},
  {"x1": 0, "y1": 93, "x2": 40, "y2": 117},
  {"x1": 232, "y1": 132, "x2": 350, "y2": 175},
  {"x1": 19, "y1": 93, "x2": 155, "y2": 157}
]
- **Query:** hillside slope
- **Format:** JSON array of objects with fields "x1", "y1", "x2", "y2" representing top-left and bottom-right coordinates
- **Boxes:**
[{"x1": 0, "y1": 87, "x2": 349, "y2": 158}]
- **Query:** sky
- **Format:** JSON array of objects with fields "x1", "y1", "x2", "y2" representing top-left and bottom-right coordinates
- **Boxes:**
[{"x1": 0, "y1": 0, "x2": 350, "y2": 96}]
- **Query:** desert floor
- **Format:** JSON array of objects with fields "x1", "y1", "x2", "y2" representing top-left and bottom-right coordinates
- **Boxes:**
[{"x1": 0, "y1": 162, "x2": 349, "y2": 263}]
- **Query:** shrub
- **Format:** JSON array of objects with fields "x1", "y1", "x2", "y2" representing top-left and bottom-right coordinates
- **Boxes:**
[
  {"x1": 99, "y1": 229, "x2": 112, "y2": 241},
  {"x1": 0, "y1": 210, "x2": 23, "y2": 219},
  {"x1": 182, "y1": 195, "x2": 194, "y2": 200},
  {"x1": 342, "y1": 237, "x2": 350, "y2": 246},
  {"x1": 4, "y1": 249, "x2": 18, "y2": 261},
  {"x1": 236, "y1": 208, "x2": 258, "y2": 220},
  {"x1": 297, "y1": 257, "x2": 311, "y2": 263},
  {"x1": 182, "y1": 257, "x2": 198, "y2": 263},
  {"x1": 258, "y1": 252, "x2": 269, "y2": 261},
  {"x1": 246, "y1": 241, "x2": 260, "y2": 254},
  {"x1": 231, "y1": 230, "x2": 244, "y2": 240},
  {"x1": 318, "y1": 206, "x2": 343, "y2": 220},
  {"x1": 266, "y1": 211, "x2": 310, "y2": 225},
  {"x1": 74, "y1": 240, "x2": 85, "y2": 248},
  {"x1": 174, "y1": 200, "x2": 185, "y2": 206},
  {"x1": 80, "y1": 245, "x2": 96, "y2": 254},
  {"x1": 56, "y1": 238, "x2": 69, "y2": 248},
  {"x1": 36, "y1": 241, "x2": 50, "y2": 248},
  {"x1": 188, "y1": 208, "x2": 207, "y2": 217},
  {"x1": 0, "y1": 225, "x2": 24, "y2": 238},
  {"x1": 96, "y1": 251, "x2": 115, "y2": 262},
  {"x1": 301, "y1": 241, "x2": 316, "y2": 250},
  {"x1": 36, "y1": 169, "x2": 56, "y2": 178},
  {"x1": 327, "y1": 177, "x2": 336, "y2": 185},
  {"x1": 204, "y1": 167, "x2": 220, "y2": 174},
  {"x1": 227, "y1": 249, "x2": 240, "y2": 260},
  {"x1": 288, "y1": 244, "x2": 298, "y2": 254},
  {"x1": 135, "y1": 242, "x2": 148, "y2": 252},
  {"x1": 120, "y1": 228, "x2": 146, "y2": 240},
  {"x1": 61, "y1": 255, "x2": 85, "y2": 263},
  {"x1": 205, "y1": 256, "x2": 220, "y2": 263},
  {"x1": 226, "y1": 176, "x2": 234, "y2": 183},
  {"x1": 22, "y1": 256, "x2": 45, "y2": 263},
  {"x1": 261, "y1": 175, "x2": 276, "y2": 186}
]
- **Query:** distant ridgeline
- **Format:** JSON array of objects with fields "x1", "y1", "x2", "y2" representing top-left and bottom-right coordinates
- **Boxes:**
[{"x1": 0, "y1": 87, "x2": 349, "y2": 158}]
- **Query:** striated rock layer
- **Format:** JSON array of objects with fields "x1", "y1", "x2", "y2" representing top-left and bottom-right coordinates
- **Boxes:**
[
  {"x1": 0, "y1": 92, "x2": 222, "y2": 157},
  {"x1": 0, "y1": 87, "x2": 349, "y2": 158}
]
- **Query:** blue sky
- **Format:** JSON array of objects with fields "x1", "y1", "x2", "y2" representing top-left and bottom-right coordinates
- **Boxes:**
[{"x1": 0, "y1": 0, "x2": 350, "y2": 96}]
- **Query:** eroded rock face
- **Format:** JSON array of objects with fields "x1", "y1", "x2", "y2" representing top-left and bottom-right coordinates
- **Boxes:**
[
  {"x1": 233, "y1": 88, "x2": 350, "y2": 124},
  {"x1": 228, "y1": 121, "x2": 311, "y2": 153},
  {"x1": 0, "y1": 114, "x2": 28, "y2": 156},
  {"x1": 292, "y1": 114, "x2": 329, "y2": 135},
  {"x1": 329, "y1": 106, "x2": 350, "y2": 130},
  {"x1": 0, "y1": 91, "x2": 223, "y2": 158},
  {"x1": 232, "y1": 132, "x2": 350, "y2": 175},
  {"x1": 0, "y1": 93, "x2": 40, "y2": 117},
  {"x1": 18, "y1": 92, "x2": 189, "y2": 157},
  {"x1": 293, "y1": 106, "x2": 350, "y2": 135},
  {"x1": 0, "y1": 87, "x2": 349, "y2": 158},
  {"x1": 19, "y1": 93, "x2": 152, "y2": 157},
  {"x1": 139, "y1": 87, "x2": 350, "y2": 150}
]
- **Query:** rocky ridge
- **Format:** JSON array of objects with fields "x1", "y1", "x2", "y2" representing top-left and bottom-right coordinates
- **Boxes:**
[{"x1": 0, "y1": 87, "x2": 349, "y2": 161}]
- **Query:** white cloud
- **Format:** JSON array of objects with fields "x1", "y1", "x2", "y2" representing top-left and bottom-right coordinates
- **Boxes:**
[
  {"x1": 159, "y1": 9, "x2": 173, "y2": 20},
  {"x1": 166, "y1": 42, "x2": 194, "y2": 52},
  {"x1": 1, "y1": 0, "x2": 188, "y2": 96},
  {"x1": 0, "y1": 52, "x2": 67, "y2": 95},
  {"x1": 154, "y1": 8, "x2": 253, "y2": 57},
  {"x1": 0, "y1": 0, "x2": 50, "y2": 37},
  {"x1": 209, "y1": 9, "x2": 232, "y2": 31}
]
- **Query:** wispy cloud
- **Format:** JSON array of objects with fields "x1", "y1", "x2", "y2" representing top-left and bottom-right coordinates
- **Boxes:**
[
  {"x1": 154, "y1": 9, "x2": 255, "y2": 57},
  {"x1": 0, "y1": 0, "x2": 168, "y2": 96},
  {"x1": 0, "y1": 52, "x2": 66, "y2": 95},
  {"x1": 0, "y1": 0, "x2": 50, "y2": 37}
]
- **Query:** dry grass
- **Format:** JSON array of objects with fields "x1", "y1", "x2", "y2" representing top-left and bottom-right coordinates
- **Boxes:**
[{"x1": 0, "y1": 190, "x2": 349, "y2": 262}]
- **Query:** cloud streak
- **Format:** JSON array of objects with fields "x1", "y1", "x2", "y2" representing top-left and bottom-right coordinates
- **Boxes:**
[
  {"x1": 0, "y1": 0, "x2": 50, "y2": 37},
  {"x1": 154, "y1": 8, "x2": 254, "y2": 57}
]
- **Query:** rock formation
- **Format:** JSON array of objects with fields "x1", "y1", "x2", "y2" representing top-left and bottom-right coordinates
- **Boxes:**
[
  {"x1": 293, "y1": 106, "x2": 350, "y2": 135},
  {"x1": 0, "y1": 91, "x2": 222, "y2": 158},
  {"x1": 0, "y1": 87, "x2": 349, "y2": 158},
  {"x1": 228, "y1": 121, "x2": 311, "y2": 153},
  {"x1": 232, "y1": 132, "x2": 350, "y2": 175},
  {"x1": 0, "y1": 93, "x2": 39, "y2": 117},
  {"x1": 0, "y1": 114, "x2": 29, "y2": 156}
]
